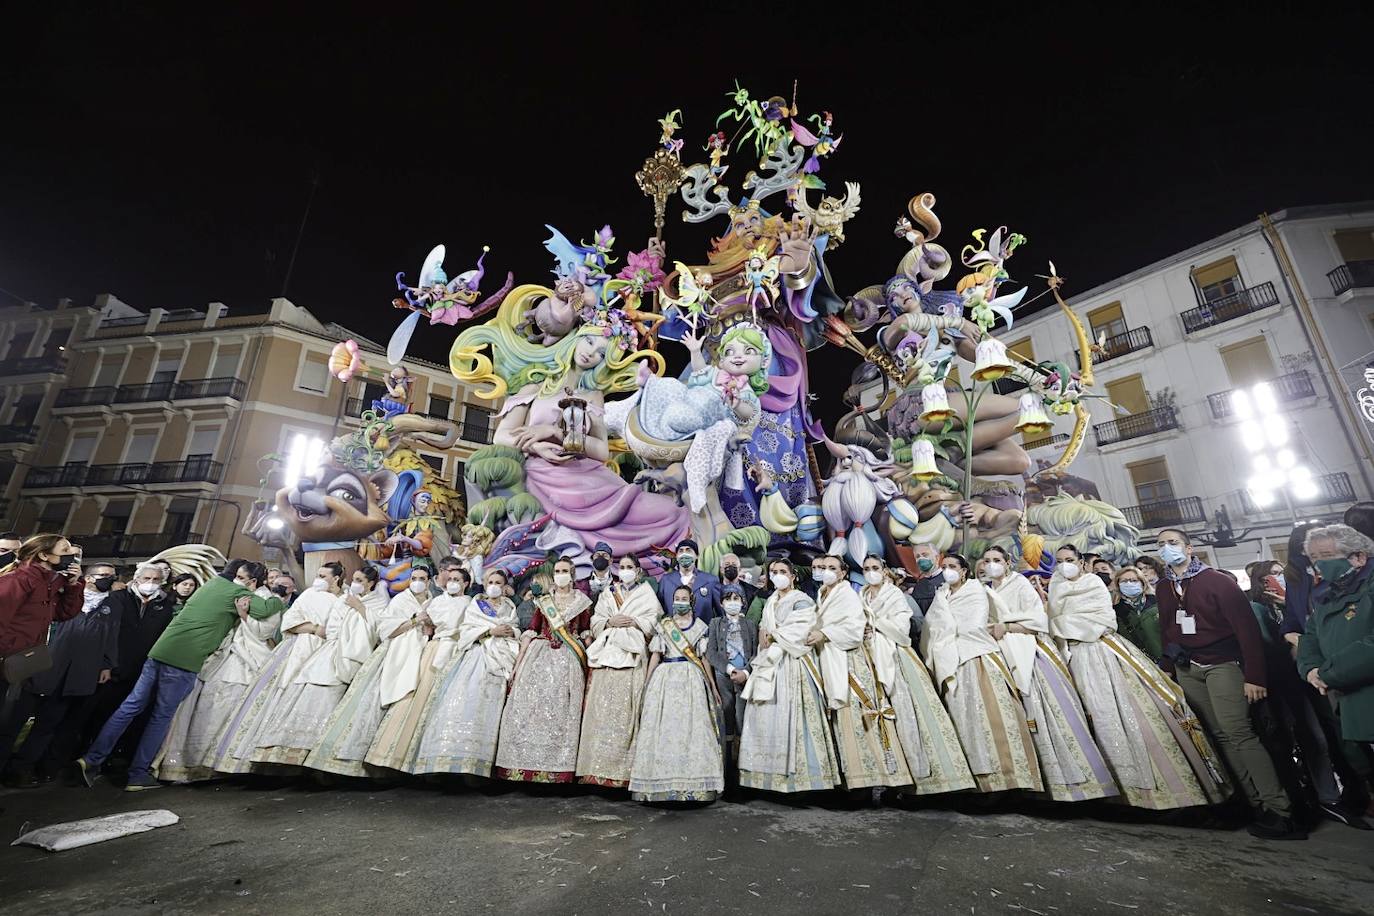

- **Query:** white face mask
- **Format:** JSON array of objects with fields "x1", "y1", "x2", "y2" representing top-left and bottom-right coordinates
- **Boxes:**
[
  {"x1": 1059, "y1": 562, "x2": 1080, "y2": 580},
  {"x1": 723, "y1": 600, "x2": 743, "y2": 615},
  {"x1": 985, "y1": 561, "x2": 1006, "y2": 579},
  {"x1": 770, "y1": 572, "x2": 791, "y2": 590},
  {"x1": 349, "y1": 582, "x2": 366, "y2": 595},
  {"x1": 137, "y1": 581, "x2": 161, "y2": 597},
  {"x1": 409, "y1": 580, "x2": 428, "y2": 594},
  {"x1": 617, "y1": 568, "x2": 638, "y2": 584},
  {"x1": 941, "y1": 568, "x2": 961, "y2": 585},
  {"x1": 484, "y1": 583, "x2": 503, "y2": 598},
  {"x1": 819, "y1": 569, "x2": 838, "y2": 586},
  {"x1": 863, "y1": 570, "x2": 885, "y2": 586},
  {"x1": 553, "y1": 572, "x2": 572, "y2": 588},
  {"x1": 311, "y1": 578, "x2": 329, "y2": 591},
  {"x1": 811, "y1": 569, "x2": 826, "y2": 583},
  {"x1": 445, "y1": 580, "x2": 464, "y2": 596}
]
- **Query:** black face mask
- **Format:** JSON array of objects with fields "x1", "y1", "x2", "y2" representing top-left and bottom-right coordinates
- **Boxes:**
[
  {"x1": 721, "y1": 565, "x2": 738, "y2": 580},
  {"x1": 271, "y1": 585, "x2": 290, "y2": 598},
  {"x1": 1096, "y1": 572, "x2": 1112, "y2": 586},
  {"x1": 45, "y1": 555, "x2": 74, "y2": 572},
  {"x1": 93, "y1": 576, "x2": 115, "y2": 592},
  {"x1": 592, "y1": 556, "x2": 610, "y2": 572}
]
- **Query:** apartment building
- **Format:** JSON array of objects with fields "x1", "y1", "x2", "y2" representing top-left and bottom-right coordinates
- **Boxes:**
[
  {"x1": 0, "y1": 295, "x2": 498, "y2": 567},
  {"x1": 1004, "y1": 201, "x2": 1374, "y2": 569}
]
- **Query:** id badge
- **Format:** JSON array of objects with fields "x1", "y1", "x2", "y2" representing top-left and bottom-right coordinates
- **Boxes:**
[
  {"x1": 1180, "y1": 615, "x2": 1197, "y2": 636},
  {"x1": 1176, "y1": 609, "x2": 1188, "y2": 624}
]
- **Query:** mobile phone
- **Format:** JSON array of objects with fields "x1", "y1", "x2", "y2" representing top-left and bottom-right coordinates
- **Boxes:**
[{"x1": 1263, "y1": 575, "x2": 1286, "y2": 600}]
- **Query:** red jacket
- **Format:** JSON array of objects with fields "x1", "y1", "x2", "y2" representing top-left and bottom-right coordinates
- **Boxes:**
[
  {"x1": 1156, "y1": 567, "x2": 1268, "y2": 687},
  {"x1": 0, "y1": 564, "x2": 85, "y2": 658}
]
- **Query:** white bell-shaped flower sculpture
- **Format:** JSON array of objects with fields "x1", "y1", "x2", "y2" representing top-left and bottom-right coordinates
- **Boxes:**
[
  {"x1": 1014, "y1": 393, "x2": 1054, "y2": 436},
  {"x1": 919, "y1": 383, "x2": 953, "y2": 424},
  {"x1": 910, "y1": 438, "x2": 940, "y2": 481},
  {"x1": 971, "y1": 337, "x2": 1015, "y2": 382}
]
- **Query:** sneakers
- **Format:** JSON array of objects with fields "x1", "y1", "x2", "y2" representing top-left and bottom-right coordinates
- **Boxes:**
[
  {"x1": 124, "y1": 773, "x2": 162, "y2": 792},
  {"x1": 1320, "y1": 801, "x2": 1374, "y2": 831},
  {"x1": 74, "y1": 757, "x2": 100, "y2": 788},
  {"x1": 1247, "y1": 809, "x2": 1308, "y2": 841}
]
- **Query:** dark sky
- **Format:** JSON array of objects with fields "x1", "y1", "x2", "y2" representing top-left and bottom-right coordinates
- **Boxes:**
[{"x1": 4, "y1": 5, "x2": 1373, "y2": 420}]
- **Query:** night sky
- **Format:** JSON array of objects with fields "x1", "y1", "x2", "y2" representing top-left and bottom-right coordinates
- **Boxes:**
[{"x1": 4, "y1": 6, "x2": 1373, "y2": 421}]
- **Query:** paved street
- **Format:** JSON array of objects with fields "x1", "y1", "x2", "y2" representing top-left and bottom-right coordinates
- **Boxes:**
[{"x1": 2, "y1": 781, "x2": 1372, "y2": 915}]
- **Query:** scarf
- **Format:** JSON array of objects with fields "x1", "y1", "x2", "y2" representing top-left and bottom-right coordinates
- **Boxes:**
[{"x1": 1164, "y1": 556, "x2": 1208, "y2": 583}]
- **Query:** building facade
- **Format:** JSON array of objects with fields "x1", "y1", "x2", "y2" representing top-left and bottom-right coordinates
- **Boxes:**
[
  {"x1": 1006, "y1": 202, "x2": 1374, "y2": 569},
  {"x1": 0, "y1": 295, "x2": 498, "y2": 567}
]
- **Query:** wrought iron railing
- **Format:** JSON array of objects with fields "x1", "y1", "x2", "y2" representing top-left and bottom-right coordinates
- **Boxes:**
[
  {"x1": 1093, "y1": 406, "x2": 1180, "y2": 446},
  {"x1": 54, "y1": 378, "x2": 245, "y2": 409},
  {"x1": 1096, "y1": 327, "x2": 1154, "y2": 363},
  {"x1": 0, "y1": 355, "x2": 66, "y2": 376},
  {"x1": 1122, "y1": 496, "x2": 1206, "y2": 530},
  {"x1": 1327, "y1": 260, "x2": 1374, "y2": 296},
  {"x1": 26, "y1": 459, "x2": 225, "y2": 488},
  {"x1": 0, "y1": 424, "x2": 37, "y2": 444},
  {"x1": 1206, "y1": 370, "x2": 1317, "y2": 419},
  {"x1": 1179, "y1": 282, "x2": 1279, "y2": 333},
  {"x1": 1238, "y1": 472, "x2": 1357, "y2": 514},
  {"x1": 1022, "y1": 432, "x2": 1070, "y2": 451},
  {"x1": 69, "y1": 531, "x2": 207, "y2": 559},
  {"x1": 461, "y1": 422, "x2": 495, "y2": 444}
]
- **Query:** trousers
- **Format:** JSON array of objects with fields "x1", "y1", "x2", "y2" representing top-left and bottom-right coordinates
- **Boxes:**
[{"x1": 84, "y1": 659, "x2": 197, "y2": 780}]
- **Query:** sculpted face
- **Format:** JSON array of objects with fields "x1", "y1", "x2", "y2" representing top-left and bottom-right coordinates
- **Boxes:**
[
  {"x1": 574, "y1": 334, "x2": 608, "y2": 370},
  {"x1": 276, "y1": 465, "x2": 397, "y2": 543},
  {"x1": 721, "y1": 338, "x2": 762, "y2": 377},
  {"x1": 887, "y1": 281, "x2": 921, "y2": 314},
  {"x1": 731, "y1": 210, "x2": 764, "y2": 243}
]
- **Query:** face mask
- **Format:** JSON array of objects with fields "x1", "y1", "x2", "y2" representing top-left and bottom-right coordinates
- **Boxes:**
[
  {"x1": 553, "y1": 572, "x2": 572, "y2": 588},
  {"x1": 863, "y1": 570, "x2": 885, "y2": 586},
  {"x1": 672, "y1": 602, "x2": 691, "y2": 615},
  {"x1": 311, "y1": 578, "x2": 329, "y2": 591},
  {"x1": 271, "y1": 585, "x2": 290, "y2": 598},
  {"x1": 45, "y1": 555, "x2": 73, "y2": 572},
  {"x1": 1159, "y1": 544, "x2": 1187, "y2": 567},
  {"x1": 770, "y1": 572, "x2": 791, "y2": 590},
  {"x1": 349, "y1": 582, "x2": 366, "y2": 595},
  {"x1": 1314, "y1": 558, "x2": 1353, "y2": 582},
  {"x1": 484, "y1": 583, "x2": 504, "y2": 598},
  {"x1": 592, "y1": 556, "x2": 610, "y2": 572},
  {"x1": 811, "y1": 569, "x2": 826, "y2": 583},
  {"x1": 1058, "y1": 562, "x2": 1080, "y2": 580},
  {"x1": 819, "y1": 569, "x2": 838, "y2": 586},
  {"x1": 1096, "y1": 572, "x2": 1112, "y2": 586},
  {"x1": 1119, "y1": 580, "x2": 1144, "y2": 598},
  {"x1": 1273, "y1": 573, "x2": 1286, "y2": 589},
  {"x1": 445, "y1": 580, "x2": 464, "y2": 596},
  {"x1": 985, "y1": 562, "x2": 1006, "y2": 579},
  {"x1": 721, "y1": 565, "x2": 738, "y2": 581},
  {"x1": 617, "y1": 568, "x2": 638, "y2": 584},
  {"x1": 942, "y1": 568, "x2": 961, "y2": 585},
  {"x1": 677, "y1": 554, "x2": 696, "y2": 570},
  {"x1": 137, "y1": 581, "x2": 161, "y2": 597},
  {"x1": 92, "y1": 575, "x2": 115, "y2": 593},
  {"x1": 916, "y1": 557, "x2": 935, "y2": 573},
  {"x1": 724, "y1": 600, "x2": 742, "y2": 615},
  {"x1": 409, "y1": 580, "x2": 428, "y2": 594}
]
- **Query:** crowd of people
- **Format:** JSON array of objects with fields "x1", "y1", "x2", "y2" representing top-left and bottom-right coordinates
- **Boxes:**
[{"x1": 1, "y1": 508, "x2": 1372, "y2": 843}]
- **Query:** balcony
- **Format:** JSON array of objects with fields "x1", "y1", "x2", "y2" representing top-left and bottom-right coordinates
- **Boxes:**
[
  {"x1": 53, "y1": 377, "x2": 246, "y2": 410},
  {"x1": 1022, "y1": 432, "x2": 1070, "y2": 451},
  {"x1": 1179, "y1": 282, "x2": 1280, "y2": 334},
  {"x1": 72, "y1": 531, "x2": 206, "y2": 559},
  {"x1": 1096, "y1": 327, "x2": 1154, "y2": 363},
  {"x1": 1239, "y1": 472, "x2": 1357, "y2": 514},
  {"x1": 1327, "y1": 260, "x2": 1374, "y2": 297},
  {"x1": 1094, "y1": 406, "x2": 1180, "y2": 446},
  {"x1": 25, "y1": 459, "x2": 225, "y2": 489},
  {"x1": 0, "y1": 424, "x2": 38, "y2": 444},
  {"x1": 0, "y1": 355, "x2": 66, "y2": 376},
  {"x1": 461, "y1": 422, "x2": 496, "y2": 445},
  {"x1": 1122, "y1": 496, "x2": 1207, "y2": 530},
  {"x1": 1206, "y1": 370, "x2": 1318, "y2": 420}
]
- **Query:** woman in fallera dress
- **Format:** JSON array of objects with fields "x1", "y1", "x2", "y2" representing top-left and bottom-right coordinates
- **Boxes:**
[
  {"x1": 922, "y1": 554, "x2": 1043, "y2": 793},
  {"x1": 576, "y1": 555, "x2": 660, "y2": 788},
  {"x1": 628, "y1": 585, "x2": 724, "y2": 803}
]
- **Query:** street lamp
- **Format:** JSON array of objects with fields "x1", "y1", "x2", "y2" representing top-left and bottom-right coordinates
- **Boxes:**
[{"x1": 1236, "y1": 381, "x2": 1310, "y2": 519}]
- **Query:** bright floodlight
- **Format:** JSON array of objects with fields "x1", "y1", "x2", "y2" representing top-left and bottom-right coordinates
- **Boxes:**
[
  {"x1": 1252, "y1": 382, "x2": 1277, "y2": 413},
  {"x1": 1238, "y1": 420, "x2": 1266, "y2": 452},
  {"x1": 1232, "y1": 390, "x2": 1254, "y2": 419},
  {"x1": 1276, "y1": 449, "x2": 1296, "y2": 468},
  {"x1": 1251, "y1": 487, "x2": 1277, "y2": 507},
  {"x1": 266, "y1": 515, "x2": 285, "y2": 531},
  {"x1": 283, "y1": 433, "x2": 326, "y2": 486},
  {"x1": 1290, "y1": 464, "x2": 1313, "y2": 482},
  {"x1": 1265, "y1": 422, "x2": 1289, "y2": 447},
  {"x1": 1253, "y1": 454, "x2": 1272, "y2": 471}
]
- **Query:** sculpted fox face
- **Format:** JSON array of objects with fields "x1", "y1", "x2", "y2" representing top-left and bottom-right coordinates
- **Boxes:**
[{"x1": 276, "y1": 465, "x2": 398, "y2": 542}]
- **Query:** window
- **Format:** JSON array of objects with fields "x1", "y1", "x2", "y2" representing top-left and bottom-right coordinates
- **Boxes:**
[
  {"x1": 124, "y1": 431, "x2": 158, "y2": 465},
  {"x1": 164, "y1": 496, "x2": 198, "y2": 539},
  {"x1": 1220, "y1": 337, "x2": 1277, "y2": 388},
  {"x1": 1271, "y1": 543, "x2": 1290, "y2": 567},
  {"x1": 99, "y1": 499, "x2": 134, "y2": 535},
  {"x1": 420, "y1": 453, "x2": 444, "y2": 473},
  {"x1": 153, "y1": 351, "x2": 183, "y2": 383},
  {"x1": 186, "y1": 426, "x2": 219, "y2": 460},
  {"x1": 1087, "y1": 302, "x2": 1127, "y2": 343},
  {"x1": 1128, "y1": 457, "x2": 1175, "y2": 505},
  {"x1": 5, "y1": 331, "x2": 33, "y2": 360},
  {"x1": 37, "y1": 499, "x2": 72, "y2": 529},
  {"x1": 9, "y1": 394, "x2": 43, "y2": 427},
  {"x1": 63, "y1": 432, "x2": 100, "y2": 466},
  {"x1": 296, "y1": 352, "x2": 330, "y2": 395},
  {"x1": 427, "y1": 395, "x2": 452, "y2": 419},
  {"x1": 211, "y1": 345, "x2": 242, "y2": 380},
  {"x1": 42, "y1": 326, "x2": 72, "y2": 358},
  {"x1": 1191, "y1": 257, "x2": 1242, "y2": 303},
  {"x1": 1105, "y1": 374, "x2": 1150, "y2": 416},
  {"x1": 361, "y1": 381, "x2": 388, "y2": 413},
  {"x1": 994, "y1": 336, "x2": 1035, "y2": 397},
  {"x1": 93, "y1": 355, "x2": 123, "y2": 387},
  {"x1": 464, "y1": 405, "x2": 494, "y2": 442},
  {"x1": 1334, "y1": 228, "x2": 1374, "y2": 263},
  {"x1": 453, "y1": 460, "x2": 466, "y2": 491}
]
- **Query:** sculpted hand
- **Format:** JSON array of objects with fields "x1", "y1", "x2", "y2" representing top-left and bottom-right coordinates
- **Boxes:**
[
  {"x1": 776, "y1": 228, "x2": 813, "y2": 275},
  {"x1": 530, "y1": 440, "x2": 573, "y2": 464}
]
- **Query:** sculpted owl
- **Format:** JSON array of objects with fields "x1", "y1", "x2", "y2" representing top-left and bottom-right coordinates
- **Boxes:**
[{"x1": 794, "y1": 181, "x2": 861, "y2": 247}]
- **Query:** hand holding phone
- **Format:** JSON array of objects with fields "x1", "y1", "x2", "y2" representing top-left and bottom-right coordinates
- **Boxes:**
[{"x1": 1263, "y1": 574, "x2": 1286, "y2": 602}]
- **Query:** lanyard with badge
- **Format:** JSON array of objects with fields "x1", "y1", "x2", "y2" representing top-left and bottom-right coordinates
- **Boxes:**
[{"x1": 1173, "y1": 578, "x2": 1197, "y2": 636}]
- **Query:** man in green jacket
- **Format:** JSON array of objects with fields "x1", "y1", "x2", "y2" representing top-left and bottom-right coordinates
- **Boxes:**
[
  {"x1": 1297, "y1": 524, "x2": 1374, "y2": 750},
  {"x1": 78, "y1": 559, "x2": 282, "y2": 791}
]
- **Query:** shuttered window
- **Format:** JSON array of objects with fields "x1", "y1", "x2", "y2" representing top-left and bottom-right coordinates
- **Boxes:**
[
  {"x1": 1128, "y1": 457, "x2": 1174, "y2": 504},
  {"x1": 1334, "y1": 228, "x2": 1374, "y2": 262},
  {"x1": 1106, "y1": 374, "x2": 1149, "y2": 416},
  {"x1": 1192, "y1": 257, "x2": 1242, "y2": 302},
  {"x1": 1220, "y1": 337, "x2": 1276, "y2": 388},
  {"x1": 1087, "y1": 302, "x2": 1127, "y2": 342}
]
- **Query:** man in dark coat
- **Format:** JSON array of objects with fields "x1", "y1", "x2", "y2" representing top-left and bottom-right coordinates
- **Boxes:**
[
  {"x1": 705, "y1": 584, "x2": 758, "y2": 767},
  {"x1": 3, "y1": 564, "x2": 121, "y2": 785},
  {"x1": 657, "y1": 539, "x2": 723, "y2": 623}
]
